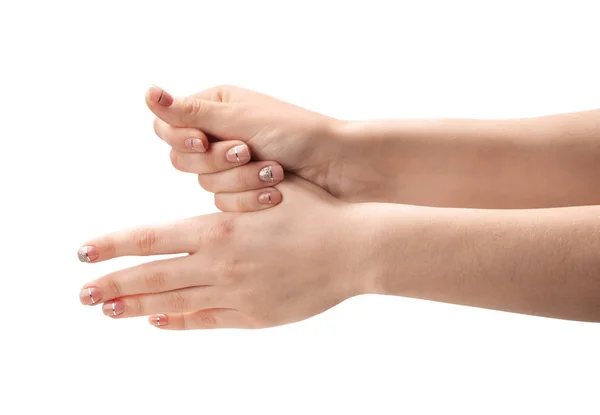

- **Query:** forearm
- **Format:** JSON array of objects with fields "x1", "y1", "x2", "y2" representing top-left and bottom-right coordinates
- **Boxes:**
[
  {"x1": 356, "y1": 203, "x2": 600, "y2": 322},
  {"x1": 341, "y1": 110, "x2": 600, "y2": 208}
]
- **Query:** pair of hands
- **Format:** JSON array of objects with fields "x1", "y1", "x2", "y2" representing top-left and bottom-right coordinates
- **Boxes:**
[{"x1": 78, "y1": 85, "x2": 377, "y2": 329}]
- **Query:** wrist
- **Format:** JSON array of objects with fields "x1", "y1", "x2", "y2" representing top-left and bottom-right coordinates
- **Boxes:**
[
  {"x1": 327, "y1": 120, "x2": 406, "y2": 202},
  {"x1": 346, "y1": 201, "x2": 466, "y2": 298},
  {"x1": 341, "y1": 202, "x2": 420, "y2": 297}
]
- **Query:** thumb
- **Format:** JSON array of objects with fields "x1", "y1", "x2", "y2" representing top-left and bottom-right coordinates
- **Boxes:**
[{"x1": 145, "y1": 86, "x2": 234, "y2": 138}]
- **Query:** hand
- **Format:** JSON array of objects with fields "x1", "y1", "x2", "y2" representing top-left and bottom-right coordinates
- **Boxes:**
[
  {"x1": 147, "y1": 85, "x2": 382, "y2": 211},
  {"x1": 77, "y1": 176, "x2": 371, "y2": 329}
]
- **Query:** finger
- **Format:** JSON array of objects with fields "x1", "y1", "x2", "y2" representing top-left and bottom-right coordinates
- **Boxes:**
[
  {"x1": 146, "y1": 86, "x2": 238, "y2": 137},
  {"x1": 153, "y1": 118, "x2": 209, "y2": 153},
  {"x1": 79, "y1": 255, "x2": 212, "y2": 305},
  {"x1": 148, "y1": 308, "x2": 250, "y2": 330},
  {"x1": 77, "y1": 214, "x2": 228, "y2": 263},
  {"x1": 214, "y1": 188, "x2": 282, "y2": 212},
  {"x1": 169, "y1": 142, "x2": 251, "y2": 174},
  {"x1": 198, "y1": 162, "x2": 284, "y2": 193},
  {"x1": 100, "y1": 286, "x2": 223, "y2": 319}
]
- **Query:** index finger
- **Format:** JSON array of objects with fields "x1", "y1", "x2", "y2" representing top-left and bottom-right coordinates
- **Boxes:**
[{"x1": 77, "y1": 213, "x2": 232, "y2": 263}]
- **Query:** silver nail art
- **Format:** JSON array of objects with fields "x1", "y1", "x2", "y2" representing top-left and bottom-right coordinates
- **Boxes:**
[
  {"x1": 259, "y1": 166, "x2": 274, "y2": 183},
  {"x1": 78, "y1": 246, "x2": 90, "y2": 263},
  {"x1": 112, "y1": 302, "x2": 116, "y2": 316},
  {"x1": 268, "y1": 193, "x2": 272, "y2": 203},
  {"x1": 156, "y1": 316, "x2": 161, "y2": 326},
  {"x1": 88, "y1": 288, "x2": 96, "y2": 304},
  {"x1": 234, "y1": 146, "x2": 240, "y2": 162}
]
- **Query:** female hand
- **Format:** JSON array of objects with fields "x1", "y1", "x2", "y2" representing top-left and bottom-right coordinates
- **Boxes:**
[
  {"x1": 77, "y1": 176, "x2": 371, "y2": 329},
  {"x1": 147, "y1": 85, "x2": 383, "y2": 208}
]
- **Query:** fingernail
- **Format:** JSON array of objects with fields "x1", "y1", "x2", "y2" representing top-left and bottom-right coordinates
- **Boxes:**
[
  {"x1": 184, "y1": 138, "x2": 205, "y2": 152},
  {"x1": 149, "y1": 85, "x2": 174, "y2": 107},
  {"x1": 226, "y1": 145, "x2": 250, "y2": 163},
  {"x1": 77, "y1": 246, "x2": 99, "y2": 263},
  {"x1": 258, "y1": 191, "x2": 282, "y2": 205},
  {"x1": 258, "y1": 192, "x2": 273, "y2": 204},
  {"x1": 102, "y1": 300, "x2": 125, "y2": 317},
  {"x1": 80, "y1": 287, "x2": 102, "y2": 305},
  {"x1": 259, "y1": 165, "x2": 284, "y2": 183},
  {"x1": 149, "y1": 314, "x2": 168, "y2": 327}
]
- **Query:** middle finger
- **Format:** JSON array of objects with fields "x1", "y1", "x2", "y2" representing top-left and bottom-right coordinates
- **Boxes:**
[{"x1": 79, "y1": 255, "x2": 212, "y2": 306}]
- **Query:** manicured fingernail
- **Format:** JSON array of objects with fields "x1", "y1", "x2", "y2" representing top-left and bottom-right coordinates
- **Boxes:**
[
  {"x1": 80, "y1": 287, "x2": 102, "y2": 305},
  {"x1": 102, "y1": 300, "x2": 125, "y2": 317},
  {"x1": 258, "y1": 192, "x2": 273, "y2": 204},
  {"x1": 149, "y1": 314, "x2": 168, "y2": 327},
  {"x1": 78, "y1": 246, "x2": 98, "y2": 263},
  {"x1": 184, "y1": 138, "x2": 205, "y2": 152},
  {"x1": 258, "y1": 191, "x2": 282, "y2": 205},
  {"x1": 226, "y1": 145, "x2": 250, "y2": 163},
  {"x1": 149, "y1": 85, "x2": 174, "y2": 107},
  {"x1": 259, "y1": 165, "x2": 284, "y2": 183}
]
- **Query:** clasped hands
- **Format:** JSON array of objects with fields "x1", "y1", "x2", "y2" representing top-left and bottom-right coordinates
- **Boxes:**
[{"x1": 78, "y1": 85, "x2": 387, "y2": 330}]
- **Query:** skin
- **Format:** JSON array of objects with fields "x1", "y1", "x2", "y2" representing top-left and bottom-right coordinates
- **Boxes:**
[
  {"x1": 79, "y1": 176, "x2": 600, "y2": 327},
  {"x1": 147, "y1": 85, "x2": 600, "y2": 209},
  {"x1": 79, "y1": 177, "x2": 367, "y2": 329},
  {"x1": 78, "y1": 86, "x2": 600, "y2": 328}
]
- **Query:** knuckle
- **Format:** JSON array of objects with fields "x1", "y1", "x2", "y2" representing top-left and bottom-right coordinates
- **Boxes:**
[
  {"x1": 105, "y1": 277, "x2": 121, "y2": 299},
  {"x1": 200, "y1": 216, "x2": 236, "y2": 245},
  {"x1": 212, "y1": 257, "x2": 242, "y2": 284},
  {"x1": 234, "y1": 194, "x2": 249, "y2": 212},
  {"x1": 193, "y1": 310, "x2": 218, "y2": 327},
  {"x1": 152, "y1": 117, "x2": 162, "y2": 137},
  {"x1": 167, "y1": 291, "x2": 189, "y2": 312},
  {"x1": 100, "y1": 237, "x2": 117, "y2": 259},
  {"x1": 212, "y1": 84, "x2": 236, "y2": 101},
  {"x1": 202, "y1": 151, "x2": 219, "y2": 173},
  {"x1": 143, "y1": 270, "x2": 167, "y2": 292},
  {"x1": 130, "y1": 296, "x2": 144, "y2": 315},
  {"x1": 243, "y1": 307, "x2": 268, "y2": 329},
  {"x1": 182, "y1": 97, "x2": 203, "y2": 116},
  {"x1": 245, "y1": 315, "x2": 264, "y2": 329},
  {"x1": 214, "y1": 194, "x2": 225, "y2": 211},
  {"x1": 133, "y1": 228, "x2": 157, "y2": 255},
  {"x1": 197, "y1": 174, "x2": 214, "y2": 191},
  {"x1": 169, "y1": 149, "x2": 183, "y2": 171},
  {"x1": 235, "y1": 167, "x2": 249, "y2": 189}
]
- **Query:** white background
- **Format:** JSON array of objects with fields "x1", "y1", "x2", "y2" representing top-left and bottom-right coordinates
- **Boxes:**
[{"x1": 1, "y1": 1, "x2": 599, "y2": 414}]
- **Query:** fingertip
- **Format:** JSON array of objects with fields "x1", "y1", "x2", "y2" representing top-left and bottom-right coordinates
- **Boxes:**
[
  {"x1": 147, "y1": 85, "x2": 174, "y2": 108},
  {"x1": 213, "y1": 193, "x2": 225, "y2": 212},
  {"x1": 77, "y1": 245, "x2": 99, "y2": 263},
  {"x1": 77, "y1": 238, "x2": 116, "y2": 263}
]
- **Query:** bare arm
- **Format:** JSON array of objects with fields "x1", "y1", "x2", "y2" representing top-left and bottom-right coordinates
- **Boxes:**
[
  {"x1": 340, "y1": 110, "x2": 600, "y2": 208},
  {"x1": 358, "y1": 202, "x2": 600, "y2": 322}
]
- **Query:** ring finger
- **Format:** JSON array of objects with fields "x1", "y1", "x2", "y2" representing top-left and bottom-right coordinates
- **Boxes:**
[{"x1": 79, "y1": 255, "x2": 213, "y2": 305}]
